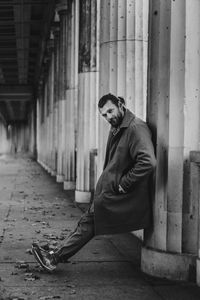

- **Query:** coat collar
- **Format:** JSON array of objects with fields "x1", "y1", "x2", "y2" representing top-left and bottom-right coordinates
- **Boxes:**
[{"x1": 119, "y1": 109, "x2": 135, "y2": 129}]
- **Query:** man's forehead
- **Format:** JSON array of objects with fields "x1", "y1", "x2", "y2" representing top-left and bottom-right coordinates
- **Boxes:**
[{"x1": 100, "y1": 100, "x2": 116, "y2": 113}]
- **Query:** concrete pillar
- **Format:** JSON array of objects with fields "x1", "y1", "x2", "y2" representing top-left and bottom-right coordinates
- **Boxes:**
[
  {"x1": 75, "y1": 0, "x2": 99, "y2": 203},
  {"x1": 63, "y1": 0, "x2": 78, "y2": 191},
  {"x1": 141, "y1": 0, "x2": 200, "y2": 281},
  {"x1": 98, "y1": 0, "x2": 149, "y2": 174},
  {"x1": 47, "y1": 37, "x2": 56, "y2": 176},
  {"x1": 56, "y1": 2, "x2": 67, "y2": 183},
  {"x1": 45, "y1": 15, "x2": 61, "y2": 177},
  {"x1": 28, "y1": 101, "x2": 37, "y2": 157},
  {"x1": 44, "y1": 83, "x2": 49, "y2": 169},
  {"x1": 43, "y1": 77, "x2": 49, "y2": 171},
  {"x1": 44, "y1": 41, "x2": 55, "y2": 175},
  {"x1": 37, "y1": 83, "x2": 44, "y2": 166},
  {"x1": 51, "y1": 22, "x2": 60, "y2": 176},
  {"x1": 40, "y1": 50, "x2": 52, "y2": 173},
  {"x1": 36, "y1": 96, "x2": 41, "y2": 163},
  {"x1": 182, "y1": 0, "x2": 200, "y2": 255}
]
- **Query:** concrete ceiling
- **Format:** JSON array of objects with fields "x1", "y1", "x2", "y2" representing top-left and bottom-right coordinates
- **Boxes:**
[{"x1": 0, "y1": 0, "x2": 55, "y2": 123}]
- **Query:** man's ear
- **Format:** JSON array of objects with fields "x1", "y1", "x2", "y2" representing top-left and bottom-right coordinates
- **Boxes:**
[{"x1": 118, "y1": 100, "x2": 123, "y2": 109}]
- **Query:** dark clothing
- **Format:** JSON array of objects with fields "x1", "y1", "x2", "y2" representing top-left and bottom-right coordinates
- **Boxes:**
[
  {"x1": 56, "y1": 109, "x2": 156, "y2": 261},
  {"x1": 55, "y1": 207, "x2": 95, "y2": 262},
  {"x1": 94, "y1": 109, "x2": 156, "y2": 235}
]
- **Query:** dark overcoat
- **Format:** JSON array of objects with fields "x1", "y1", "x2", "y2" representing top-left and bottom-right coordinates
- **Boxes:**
[{"x1": 94, "y1": 109, "x2": 156, "y2": 235}]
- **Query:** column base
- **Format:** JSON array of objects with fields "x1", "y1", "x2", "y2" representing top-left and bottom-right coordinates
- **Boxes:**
[
  {"x1": 75, "y1": 190, "x2": 91, "y2": 203},
  {"x1": 50, "y1": 170, "x2": 56, "y2": 177},
  {"x1": 63, "y1": 181, "x2": 76, "y2": 190},
  {"x1": 141, "y1": 246, "x2": 196, "y2": 282},
  {"x1": 46, "y1": 166, "x2": 51, "y2": 173},
  {"x1": 132, "y1": 229, "x2": 144, "y2": 241},
  {"x1": 41, "y1": 161, "x2": 48, "y2": 171},
  {"x1": 56, "y1": 174, "x2": 64, "y2": 183}
]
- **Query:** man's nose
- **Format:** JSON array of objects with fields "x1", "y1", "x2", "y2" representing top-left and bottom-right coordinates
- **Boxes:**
[{"x1": 106, "y1": 113, "x2": 112, "y2": 121}]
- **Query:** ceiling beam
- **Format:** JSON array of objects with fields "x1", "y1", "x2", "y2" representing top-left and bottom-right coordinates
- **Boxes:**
[
  {"x1": 0, "y1": 1, "x2": 49, "y2": 5},
  {"x1": 0, "y1": 85, "x2": 32, "y2": 94},
  {"x1": 0, "y1": 20, "x2": 43, "y2": 25},
  {"x1": 0, "y1": 48, "x2": 37, "y2": 52},
  {"x1": 0, "y1": 36, "x2": 39, "y2": 40},
  {"x1": 0, "y1": 97, "x2": 31, "y2": 102},
  {"x1": 14, "y1": 3, "x2": 31, "y2": 84},
  {"x1": 0, "y1": 85, "x2": 33, "y2": 101}
]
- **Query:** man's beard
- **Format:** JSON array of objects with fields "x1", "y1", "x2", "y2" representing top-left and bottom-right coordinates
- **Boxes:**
[{"x1": 109, "y1": 112, "x2": 123, "y2": 127}]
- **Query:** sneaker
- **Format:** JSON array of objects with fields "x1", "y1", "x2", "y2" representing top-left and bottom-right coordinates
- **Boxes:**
[{"x1": 32, "y1": 243, "x2": 57, "y2": 272}]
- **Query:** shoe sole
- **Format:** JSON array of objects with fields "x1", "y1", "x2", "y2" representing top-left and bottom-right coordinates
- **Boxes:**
[{"x1": 32, "y1": 244, "x2": 56, "y2": 272}]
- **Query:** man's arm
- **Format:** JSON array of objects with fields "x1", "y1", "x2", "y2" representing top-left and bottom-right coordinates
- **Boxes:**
[{"x1": 119, "y1": 123, "x2": 156, "y2": 192}]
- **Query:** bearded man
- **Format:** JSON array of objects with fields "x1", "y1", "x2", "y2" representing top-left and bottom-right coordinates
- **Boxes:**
[{"x1": 32, "y1": 93, "x2": 156, "y2": 272}]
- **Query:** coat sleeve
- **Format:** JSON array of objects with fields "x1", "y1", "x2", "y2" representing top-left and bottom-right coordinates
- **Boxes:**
[{"x1": 119, "y1": 123, "x2": 156, "y2": 192}]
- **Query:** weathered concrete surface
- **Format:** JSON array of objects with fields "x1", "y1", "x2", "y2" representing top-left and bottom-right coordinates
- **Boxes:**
[{"x1": 0, "y1": 154, "x2": 200, "y2": 300}]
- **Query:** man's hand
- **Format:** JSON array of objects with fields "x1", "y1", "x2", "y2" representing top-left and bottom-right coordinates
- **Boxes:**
[{"x1": 118, "y1": 184, "x2": 126, "y2": 194}]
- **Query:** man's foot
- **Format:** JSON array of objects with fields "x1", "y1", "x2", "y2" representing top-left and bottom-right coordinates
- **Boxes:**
[{"x1": 32, "y1": 243, "x2": 57, "y2": 272}]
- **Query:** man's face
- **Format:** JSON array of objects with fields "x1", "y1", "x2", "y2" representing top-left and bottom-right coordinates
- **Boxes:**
[{"x1": 99, "y1": 100, "x2": 124, "y2": 127}]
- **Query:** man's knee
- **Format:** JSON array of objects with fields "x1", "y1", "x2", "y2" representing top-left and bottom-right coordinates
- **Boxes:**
[{"x1": 76, "y1": 212, "x2": 94, "y2": 236}]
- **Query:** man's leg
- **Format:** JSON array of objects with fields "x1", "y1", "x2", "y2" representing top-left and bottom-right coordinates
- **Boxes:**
[
  {"x1": 32, "y1": 203, "x2": 95, "y2": 271},
  {"x1": 55, "y1": 206, "x2": 95, "y2": 262}
]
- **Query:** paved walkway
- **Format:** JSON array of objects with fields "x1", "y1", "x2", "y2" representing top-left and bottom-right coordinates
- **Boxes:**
[{"x1": 0, "y1": 154, "x2": 200, "y2": 300}]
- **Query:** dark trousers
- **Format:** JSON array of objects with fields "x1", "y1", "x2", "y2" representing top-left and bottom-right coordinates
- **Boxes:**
[{"x1": 55, "y1": 204, "x2": 95, "y2": 263}]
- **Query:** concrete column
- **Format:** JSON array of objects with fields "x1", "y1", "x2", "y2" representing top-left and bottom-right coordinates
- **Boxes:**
[
  {"x1": 41, "y1": 50, "x2": 52, "y2": 173},
  {"x1": 36, "y1": 96, "x2": 41, "y2": 163},
  {"x1": 182, "y1": 0, "x2": 200, "y2": 255},
  {"x1": 51, "y1": 17, "x2": 60, "y2": 177},
  {"x1": 48, "y1": 37, "x2": 56, "y2": 176},
  {"x1": 63, "y1": 0, "x2": 78, "y2": 191},
  {"x1": 75, "y1": 0, "x2": 99, "y2": 203},
  {"x1": 28, "y1": 101, "x2": 37, "y2": 157},
  {"x1": 45, "y1": 41, "x2": 55, "y2": 175},
  {"x1": 44, "y1": 82, "x2": 49, "y2": 170},
  {"x1": 98, "y1": 0, "x2": 149, "y2": 175},
  {"x1": 141, "y1": 0, "x2": 200, "y2": 281},
  {"x1": 43, "y1": 76, "x2": 50, "y2": 171},
  {"x1": 55, "y1": 3, "x2": 67, "y2": 183},
  {"x1": 37, "y1": 82, "x2": 45, "y2": 166}
]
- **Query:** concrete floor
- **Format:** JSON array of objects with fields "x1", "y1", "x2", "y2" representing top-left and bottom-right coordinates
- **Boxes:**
[{"x1": 0, "y1": 154, "x2": 200, "y2": 300}]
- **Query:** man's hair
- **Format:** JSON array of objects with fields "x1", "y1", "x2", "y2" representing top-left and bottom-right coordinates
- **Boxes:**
[{"x1": 98, "y1": 93, "x2": 125, "y2": 108}]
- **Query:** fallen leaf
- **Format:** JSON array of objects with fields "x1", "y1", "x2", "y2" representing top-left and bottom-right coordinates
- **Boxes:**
[{"x1": 15, "y1": 261, "x2": 29, "y2": 269}]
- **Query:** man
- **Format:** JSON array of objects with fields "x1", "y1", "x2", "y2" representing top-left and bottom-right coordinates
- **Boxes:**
[{"x1": 32, "y1": 93, "x2": 156, "y2": 272}]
